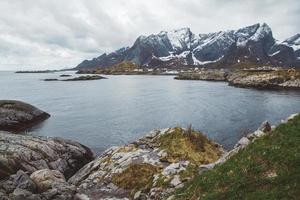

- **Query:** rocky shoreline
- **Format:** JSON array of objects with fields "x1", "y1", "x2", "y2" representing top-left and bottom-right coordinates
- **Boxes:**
[
  {"x1": 0, "y1": 101, "x2": 298, "y2": 200},
  {"x1": 175, "y1": 69, "x2": 300, "y2": 89}
]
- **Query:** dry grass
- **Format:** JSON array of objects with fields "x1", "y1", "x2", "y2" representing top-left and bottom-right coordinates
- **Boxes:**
[
  {"x1": 157, "y1": 127, "x2": 223, "y2": 164},
  {"x1": 112, "y1": 163, "x2": 159, "y2": 192}
]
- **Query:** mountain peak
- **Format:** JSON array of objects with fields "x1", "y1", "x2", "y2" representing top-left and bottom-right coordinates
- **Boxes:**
[
  {"x1": 284, "y1": 34, "x2": 300, "y2": 44},
  {"x1": 76, "y1": 23, "x2": 300, "y2": 69}
]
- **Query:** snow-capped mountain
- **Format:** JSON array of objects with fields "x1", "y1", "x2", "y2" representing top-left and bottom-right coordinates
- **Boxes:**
[
  {"x1": 268, "y1": 34, "x2": 300, "y2": 65},
  {"x1": 76, "y1": 23, "x2": 300, "y2": 69}
]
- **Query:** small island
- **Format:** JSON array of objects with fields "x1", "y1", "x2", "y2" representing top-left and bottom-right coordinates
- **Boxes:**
[
  {"x1": 43, "y1": 75, "x2": 107, "y2": 81},
  {"x1": 62, "y1": 75, "x2": 107, "y2": 81}
]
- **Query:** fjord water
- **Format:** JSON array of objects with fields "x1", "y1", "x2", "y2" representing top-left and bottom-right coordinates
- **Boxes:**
[{"x1": 1, "y1": 71, "x2": 299, "y2": 153}]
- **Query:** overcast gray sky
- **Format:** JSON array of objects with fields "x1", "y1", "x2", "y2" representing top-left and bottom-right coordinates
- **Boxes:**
[{"x1": 0, "y1": 0, "x2": 299, "y2": 70}]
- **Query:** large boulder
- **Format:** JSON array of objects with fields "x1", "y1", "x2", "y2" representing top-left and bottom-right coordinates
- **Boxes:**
[
  {"x1": 0, "y1": 100, "x2": 50, "y2": 132},
  {"x1": 0, "y1": 131, "x2": 94, "y2": 179}
]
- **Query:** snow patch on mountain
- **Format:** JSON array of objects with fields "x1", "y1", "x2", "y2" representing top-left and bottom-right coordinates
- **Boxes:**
[
  {"x1": 192, "y1": 54, "x2": 224, "y2": 65},
  {"x1": 282, "y1": 34, "x2": 300, "y2": 51}
]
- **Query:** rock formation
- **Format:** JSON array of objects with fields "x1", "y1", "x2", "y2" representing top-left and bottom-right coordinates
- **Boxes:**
[
  {"x1": 0, "y1": 100, "x2": 50, "y2": 132},
  {"x1": 69, "y1": 127, "x2": 223, "y2": 200},
  {"x1": 0, "y1": 131, "x2": 94, "y2": 179}
]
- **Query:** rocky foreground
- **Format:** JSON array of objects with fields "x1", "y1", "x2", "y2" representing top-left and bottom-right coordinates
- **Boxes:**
[
  {"x1": 0, "y1": 101, "x2": 298, "y2": 199},
  {"x1": 69, "y1": 127, "x2": 223, "y2": 200},
  {"x1": 175, "y1": 69, "x2": 300, "y2": 89},
  {"x1": 0, "y1": 100, "x2": 50, "y2": 132},
  {"x1": 0, "y1": 131, "x2": 94, "y2": 199}
]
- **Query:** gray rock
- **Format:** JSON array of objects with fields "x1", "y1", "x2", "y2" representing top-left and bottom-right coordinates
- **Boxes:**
[
  {"x1": 9, "y1": 188, "x2": 41, "y2": 200},
  {"x1": 30, "y1": 169, "x2": 66, "y2": 192},
  {"x1": 170, "y1": 175, "x2": 181, "y2": 187},
  {"x1": 12, "y1": 170, "x2": 36, "y2": 192},
  {"x1": 0, "y1": 131, "x2": 94, "y2": 179},
  {"x1": 0, "y1": 100, "x2": 50, "y2": 132},
  {"x1": 258, "y1": 121, "x2": 271, "y2": 132}
]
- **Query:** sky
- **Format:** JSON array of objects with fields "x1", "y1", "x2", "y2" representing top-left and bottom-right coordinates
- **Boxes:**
[{"x1": 0, "y1": 0, "x2": 299, "y2": 70}]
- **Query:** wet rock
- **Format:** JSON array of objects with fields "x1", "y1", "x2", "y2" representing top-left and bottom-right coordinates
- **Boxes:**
[
  {"x1": 0, "y1": 131, "x2": 94, "y2": 179},
  {"x1": 0, "y1": 100, "x2": 50, "y2": 132}
]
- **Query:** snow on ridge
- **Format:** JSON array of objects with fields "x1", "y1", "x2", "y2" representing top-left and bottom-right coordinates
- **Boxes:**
[
  {"x1": 166, "y1": 28, "x2": 191, "y2": 51},
  {"x1": 192, "y1": 53, "x2": 224, "y2": 65},
  {"x1": 269, "y1": 50, "x2": 281, "y2": 56},
  {"x1": 159, "y1": 51, "x2": 190, "y2": 61},
  {"x1": 281, "y1": 34, "x2": 300, "y2": 51}
]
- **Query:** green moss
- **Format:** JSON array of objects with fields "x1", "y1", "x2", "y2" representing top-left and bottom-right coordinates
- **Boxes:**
[
  {"x1": 157, "y1": 127, "x2": 222, "y2": 165},
  {"x1": 112, "y1": 163, "x2": 159, "y2": 193},
  {"x1": 175, "y1": 115, "x2": 300, "y2": 200}
]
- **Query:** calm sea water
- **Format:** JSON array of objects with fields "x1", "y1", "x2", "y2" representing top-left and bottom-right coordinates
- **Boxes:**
[{"x1": 0, "y1": 71, "x2": 299, "y2": 153}]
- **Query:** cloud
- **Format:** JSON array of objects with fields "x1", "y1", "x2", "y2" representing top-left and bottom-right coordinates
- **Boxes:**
[{"x1": 0, "y1": 0, "x2": 299, "y2": 70}]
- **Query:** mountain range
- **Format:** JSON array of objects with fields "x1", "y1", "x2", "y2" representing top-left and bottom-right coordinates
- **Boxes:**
[{"x1": 76, "y1": 23, "x2": 300, "y2": 69}]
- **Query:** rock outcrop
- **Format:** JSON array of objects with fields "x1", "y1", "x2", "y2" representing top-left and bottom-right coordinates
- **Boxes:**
[
  {"x1": 0, "y1": 131, "x2": 94, "y2": 179},
  {"x1": 69, "y1": 127, "x2": 224, "y2": 200},
  {"x1": 227, "y1": 70, "x2": 300, "y2": 89},
  {"x1": 0, "y1": 169, "x2": 76, "y2": 200},
  {"x1": 174, "y1": 70, "x2": 227, "y2": 81},
  {"x1": 0, "y1": 100, "x2": 50, "y2": 132}
]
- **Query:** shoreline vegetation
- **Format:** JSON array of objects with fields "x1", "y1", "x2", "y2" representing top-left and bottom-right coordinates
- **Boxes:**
[{"x1": 0, "y1": 100, "x2": 299, "y2": 199}]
